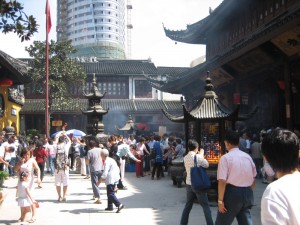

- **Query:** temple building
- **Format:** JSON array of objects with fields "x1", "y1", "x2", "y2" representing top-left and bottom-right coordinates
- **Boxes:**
[
  {"x1": 20, "y1": 59, "x2": 185, "y2": 136},
  {"x1": 0, "y1": 50, "x2": 31, "y2": 134},
  {"x1": 147, "y1": 0, "x2": 300, "y2": 132}
]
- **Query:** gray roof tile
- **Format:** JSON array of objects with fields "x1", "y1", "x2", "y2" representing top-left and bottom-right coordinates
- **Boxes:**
[
  {"x1": 84, "y1": 60, "x2": 159, "y2": 76},
  {"x1": 21, "y1": 99, "x2": 182, "y2": 114}
]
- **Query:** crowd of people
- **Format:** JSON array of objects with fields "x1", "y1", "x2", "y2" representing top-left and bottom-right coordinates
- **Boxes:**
[
  {"x1": 0, "y1": 131, "x2": 185, "y2": 223},
  {"x1": 0, "y1": 127, "x2": 299, "y2": 225}
]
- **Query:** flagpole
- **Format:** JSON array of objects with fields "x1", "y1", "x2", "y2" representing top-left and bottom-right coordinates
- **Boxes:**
[{"x1": 45, "y1": 0, "x2": 51, "y2": 138}]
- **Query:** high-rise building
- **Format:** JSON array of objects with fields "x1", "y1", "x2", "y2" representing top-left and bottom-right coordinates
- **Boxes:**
[{"x1": 57, "y1": 0, "x2": 126, "y2": 60}]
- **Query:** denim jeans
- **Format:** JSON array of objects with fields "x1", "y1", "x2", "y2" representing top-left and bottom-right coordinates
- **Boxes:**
[
  {"x1": 90, "y1": 170, "x2": 103, "y2": 198},
  {"x1": 8, "y1": 157, "x2": 16, "y2": 176},
  {"x1": 215, "y1": 184, "x2": 254, "y2": 225},
  {"x1": 48, "y1": 155, "x2": 55, "y2": 175},
  {"x1": 38, "y1": 162, "x2": 45, "y2": 181},
  {"x1": 86, "y1": 164, "x2": 90, "y2": 175},
  {"x1": 107, "y1": 184, "x2": 121, "y2": 209},
  {"x1": 180, "y1": 185, "x2": 214, "y2": 225}
]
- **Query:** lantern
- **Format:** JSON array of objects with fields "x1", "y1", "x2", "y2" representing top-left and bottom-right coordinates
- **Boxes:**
[{"x1": 0, "y1": 78, "x2": 13, "y2": 86}]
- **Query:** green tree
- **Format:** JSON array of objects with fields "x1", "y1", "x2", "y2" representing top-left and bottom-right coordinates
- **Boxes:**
[
  {"x1": 0, "y1": 0, "x2": 38, "y2": 41},
  {"x1": 25, "y1": 40, "x2": 86, "y2": 111}
]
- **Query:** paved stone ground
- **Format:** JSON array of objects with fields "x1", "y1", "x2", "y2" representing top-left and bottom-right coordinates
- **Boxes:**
[{"x1": 0, "y1": 171, "x2": 266, "y2": 225}]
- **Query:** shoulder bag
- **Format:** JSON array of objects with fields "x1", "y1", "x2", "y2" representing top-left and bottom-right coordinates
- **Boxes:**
[{"x1": 190, "y1": 154, "x2": 211, "y2": 191}]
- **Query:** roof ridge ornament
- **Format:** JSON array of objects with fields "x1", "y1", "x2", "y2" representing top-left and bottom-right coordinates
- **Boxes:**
[{"x1": 204, "y1": 71, "x2": 217, "y2": 98}]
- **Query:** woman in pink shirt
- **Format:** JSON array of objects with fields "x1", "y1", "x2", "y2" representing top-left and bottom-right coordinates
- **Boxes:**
[{"x1": 46, "y1": 139, "x2": 56, "y2": 176}]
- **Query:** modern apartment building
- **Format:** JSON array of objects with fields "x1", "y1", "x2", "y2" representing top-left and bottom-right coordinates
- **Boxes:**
[{"x1": 57, "y1": 0, "x2": 126, "y2": 59}]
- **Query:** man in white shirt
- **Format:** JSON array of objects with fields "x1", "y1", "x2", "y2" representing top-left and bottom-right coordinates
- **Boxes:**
[
  {"x1": 97, "y1": 148, "x2": 124, "y2": 213},
  {"x1": 261, "y1": 129, "x2": 300, "y2": 225},
  {"x1": 180, "y1": 139, "x2": 213, "y2": 225}
]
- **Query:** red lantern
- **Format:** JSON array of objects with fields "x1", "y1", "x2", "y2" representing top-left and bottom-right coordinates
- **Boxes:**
[
  {"x1": 0, "y1": 78, "x2": 13, "y2": 86},
  {"x1": 276, "y1": 80, "x2": 285, "y2": 90},
  {"x1": 233, "y1": 93, "x2": 240, "y2": 105}
]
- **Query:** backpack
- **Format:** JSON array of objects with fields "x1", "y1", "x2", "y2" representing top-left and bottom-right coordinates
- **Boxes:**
[{"x1": 54, "y1": 144, "x2": 68, "y2": 171}]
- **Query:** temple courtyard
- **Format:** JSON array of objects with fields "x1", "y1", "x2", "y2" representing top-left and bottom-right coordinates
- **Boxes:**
[{"x1": 0, "y1": 171, "x2": 266, "y2": 225}]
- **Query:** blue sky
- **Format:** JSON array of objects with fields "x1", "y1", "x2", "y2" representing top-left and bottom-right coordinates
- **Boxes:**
[{"x1": 0, "y1": 0, "x2": 222, "y2": 67}]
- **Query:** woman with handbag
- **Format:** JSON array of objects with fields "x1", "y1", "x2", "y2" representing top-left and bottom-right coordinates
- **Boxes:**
[{"x1": 180, "y1": 139, "x2": 214, "y2": 225}]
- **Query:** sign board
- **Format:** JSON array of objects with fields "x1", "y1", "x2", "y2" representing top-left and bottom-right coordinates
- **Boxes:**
[
  {"x1": 11, "y1": 108, "x2": 17, "y2": 116},
  {"x1": 52, "y1": 120, "x2": 63, "y2": 126}
]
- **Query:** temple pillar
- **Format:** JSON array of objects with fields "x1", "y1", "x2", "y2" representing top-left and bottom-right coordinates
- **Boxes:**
[{"x1": 284, "y1": 61, "x2": 292, "y2": 130}]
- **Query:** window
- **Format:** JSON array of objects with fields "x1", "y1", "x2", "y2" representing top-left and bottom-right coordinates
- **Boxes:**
[
  {"x1": 89, "y1": 76, "x2": 128, "y2": 98},
  {"x1": 135, "y1": 80, "x2": 152, "y2": 98}
]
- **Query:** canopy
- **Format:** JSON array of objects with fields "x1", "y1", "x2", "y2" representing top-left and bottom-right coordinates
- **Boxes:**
[{"x1": 51, "y1": 129, "x2": 86, "y2": 138}]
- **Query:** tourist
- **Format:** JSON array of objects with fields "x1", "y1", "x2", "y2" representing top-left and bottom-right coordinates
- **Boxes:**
[
  {"x1": 173, "y1": 138, "x2": 185, "y2": 159},
  {"x1": 42, "y1": 137, "x2": 50, "y2": 174},
  {"x1": 250, "y1": 135, "x2": 263, "y2": 178},
  {"x1": 33, "y1": 140, "x2": 48, "y2": 188},
  {"x1": 54, "y1": 135, "x2": 71, "y2": 202},
  {"x1": 261, "y1": 128, "x2": 300, "y2": 225},
  {"x1": 14, "y1": 148, "x2": 41, "y2": 223},
  {"x1": 215, "y1": 130, "x2": 256, "y2": 225},
  {"x1": 151, "y1": 135, "x2": 163, "y2": 180},
  {"x1": 135, "y1": 137, "x2": 149, "y2": 178},
  {"x1": 0, "y1": 136, "x2": 13, "y2": 188},
  {"x1": 86, "y1": 140, "x2": 103, "y2": 204},
  {"x1": 46, "y1": 139, "x2": 56, "y2": 176},
  {"x1": 17, "y1": 171, "x2": 36, "y2": 223},
  {"x1": 79, "y1": 139, "x2": 87, "y2": 176},
  {"x1": 97, "y1": 148, "x2": 124, "y2": 213},
  {"x1": 180, "y1": 139, "x2": 213, "y2": 225},
  {"x1": 116, "y1": 141, "x2": 141, "y2": 189}
]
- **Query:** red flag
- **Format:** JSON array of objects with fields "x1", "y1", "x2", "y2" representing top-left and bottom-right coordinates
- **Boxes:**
[{"x1": 45, "y1": 0, "x2": 52, "y2": 33}]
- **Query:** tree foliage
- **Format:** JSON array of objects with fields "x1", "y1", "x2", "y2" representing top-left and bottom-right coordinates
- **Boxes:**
[
  {"x1": 0, "y1": 0, "x2": 38, "y2": 41},
  {"x1": 25, "y1": 40, "x2": 87, "y2": 111}
]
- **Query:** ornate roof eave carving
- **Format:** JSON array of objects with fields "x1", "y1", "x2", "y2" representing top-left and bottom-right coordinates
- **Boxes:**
[
  {"x1": 146, "y1": 63, "x2": 207, "y2": 93},
  {"x1": 144, "y1": 68, "x2": 202, "y2": 94},
  {"x1": 163, "y1": 0, "x2": 229, "y2": 44},
  {"x1": 163, "y1": 22, "x2": 208, "y2": 44},
  {"x1": 161, "y1": 106, "x2": 185, "y2": 123},
  {"x1": 0, "y1": 50, "x2": 31, "y2": 84},
  {"x1": 156, "y1": 6, "x2": 300, "y2": 93}
]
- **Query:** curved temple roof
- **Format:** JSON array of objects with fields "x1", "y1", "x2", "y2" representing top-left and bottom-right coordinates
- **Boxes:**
[
  {"x1": 163, "y1": 17, "x2": 210, "y2": 45},
  {"x1": 163, "y1": 0, "x2": 227, "y2": 44},
  {"x1": 118, "y1": 115, "x2": 135, "y2": 131},
  {"x1": 0, "y1": 50, "x2": 31, "y2": 84}
]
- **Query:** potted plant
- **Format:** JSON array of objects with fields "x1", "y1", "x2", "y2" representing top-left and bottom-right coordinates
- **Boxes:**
[
  {"x1": 0, "y1": 171, "x2": 9, "y2": 187},
  {"x1": 0, "y1": 171, "x2": 9, "y2": 206}
]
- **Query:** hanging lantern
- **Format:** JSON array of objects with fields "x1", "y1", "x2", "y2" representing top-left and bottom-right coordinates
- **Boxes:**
[
  {"x1": 276, "y1": 80, "x2": 285, "y2": 90},
  {"x1": 0, "y1": 78, "x2": 13, "y2": 86}
]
